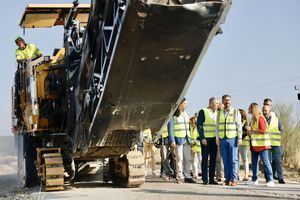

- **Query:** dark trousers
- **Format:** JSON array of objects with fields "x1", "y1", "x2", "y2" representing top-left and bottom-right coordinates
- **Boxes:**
[{"x1": 201, "y1": 137, "x2": 217, "y2": 182}]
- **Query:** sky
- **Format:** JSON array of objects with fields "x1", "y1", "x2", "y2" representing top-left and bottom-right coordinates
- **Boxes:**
[{"x1": 0, "y1": 1, "x2": 300, "y2": 135}]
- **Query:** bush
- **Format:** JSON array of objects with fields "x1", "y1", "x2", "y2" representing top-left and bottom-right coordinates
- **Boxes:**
[{"x1": 274, "y1": 102, "x2": 300, "y2": 170}]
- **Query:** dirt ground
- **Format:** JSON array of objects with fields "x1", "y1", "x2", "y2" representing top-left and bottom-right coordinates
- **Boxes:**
[{"x1": 0, "y1": 136, "x2": 300, "y2": 200}]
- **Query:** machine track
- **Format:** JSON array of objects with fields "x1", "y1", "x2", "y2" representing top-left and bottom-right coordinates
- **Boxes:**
[
  {"x1": 37, "y1": 148, "x2": 65, "y2": 191},
  {"x1": 104, "y1": 150, "x2": 145, "y2": 187},
  {"x1": 125, "y1": 151, "x2": 145, "y2": 187}
]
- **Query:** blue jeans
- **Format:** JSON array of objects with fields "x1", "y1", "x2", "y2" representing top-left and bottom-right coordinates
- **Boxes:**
[
  {"x1": 251, "y1": 149, "x2": 273, "y2": 182},
  {"x1": 220, "y1": 137, "x2": 238, "y2": 182},
  {"x1": 269, "y1": 146, "x2": 284, "y2": 180}
]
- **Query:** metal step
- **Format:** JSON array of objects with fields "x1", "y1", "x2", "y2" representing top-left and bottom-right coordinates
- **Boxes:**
[
  {"x1": 44, "y1": 157, "x2": 63, "y2": 165},
  {"x1": 46, "y1": 178, "x2": 64, "y2": 186},
  {"x1": 43, "y1": 153, "x2": 62, "y2": 158},
  {"x1": 45, "y1": 167, "x2": 64, "y2": 176},
  {"x1": 45, "y1": 186, "x2": 64, "y2": 191}
]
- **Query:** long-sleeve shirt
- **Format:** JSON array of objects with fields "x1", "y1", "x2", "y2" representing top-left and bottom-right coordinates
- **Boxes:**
[
  {"x1": 167, "y1": 117, "x2": 174, "y2": 144},
  {"x1": 215, "y1": 107, "x2": 242, "y2": 140}
]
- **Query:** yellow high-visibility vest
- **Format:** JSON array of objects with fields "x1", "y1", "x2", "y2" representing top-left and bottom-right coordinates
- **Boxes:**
[
  {"x1": 250, "y1": 116, "x2": 271, "y2": 147},
  {"x1": 268, "y1": 116, "x2": 281, "y2": 146},
  {"x1": 15, "y1": 43, "x2": 42, "y2": 61},
  {"x1": 162, "y1": 126, "x2": 168, "y2": 138},
  {"x1": 203, "y1": 108, "x2": 217, "y2": 138},
  {"x1": 242, "y1": 121, "x2": 250, "y2": 146},
  {"x1": 218, "y1": 109, "x2": 238, "y2": 139},
  {"x1": 271, "y1": 111, "x2": 277, "y2": 118},
  {"x1": 242, "y1": 134, "x2": 250, "y2": 146},
  {"x1": 174, "y1": 112, "x2": 190, "y2": 138},
  {"x1": 143, "y1": 128, "x2": 152, "y2": 143},
  {"x1": 190, "y1": 126, "x2": 201, "y2": 152}
]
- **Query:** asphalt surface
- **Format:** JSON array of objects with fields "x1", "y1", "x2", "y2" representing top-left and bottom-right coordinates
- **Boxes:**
[{"x1": 1, "y1": 173, "x2": 300, "y2": 200}]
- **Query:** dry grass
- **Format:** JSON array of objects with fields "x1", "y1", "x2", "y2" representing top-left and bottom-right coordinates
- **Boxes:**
[
  {"x1": 294, "y1": 150, "x2": 300, "y2": 170},
  {"x1": 274, "y1": 102, "x2": 300, "y2": 171}
]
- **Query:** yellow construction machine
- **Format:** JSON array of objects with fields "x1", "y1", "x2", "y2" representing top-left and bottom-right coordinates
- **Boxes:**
[{"x1": 12, "y1": 0, "x2": 231, "y2": 191}]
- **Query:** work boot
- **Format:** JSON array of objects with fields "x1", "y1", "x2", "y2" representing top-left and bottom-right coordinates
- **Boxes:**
[
  {"x1": 278, "y1": 179, "x2": 285, "y2": 184},
  {"x1": 184, "y1": 178, "x2": 197, "y2": 183},
  {"x1": 216, "y1": 177, "x2": 222, "y2": 182},
  {"x1": 209, "y1": 180, "x2": 219, "y2": 185},
  {"x1": 160, "y1": 174, "x2": 170, "y2": 180},
  {"x1": 230, "y1": 181, "x2": 238, "y2": 187},
  {"x1": 243, "y1": 172, "x2": 249, "y2": 181},
  {"x1": 222, "y1": 181, "x2": 230, "y2": 186},
  {"x1": 176, "y1": 177, "x2": 184, "y2": 184}
]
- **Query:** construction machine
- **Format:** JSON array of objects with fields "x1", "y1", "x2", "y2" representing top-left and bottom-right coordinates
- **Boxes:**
[{"x1": 11, "y1": 0, "x2": 231, "y2": 191}]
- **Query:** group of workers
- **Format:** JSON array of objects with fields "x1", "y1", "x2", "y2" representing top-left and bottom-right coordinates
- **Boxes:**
[{"x1": 143, "y1": 95, "x2": 285, "y2": 187}]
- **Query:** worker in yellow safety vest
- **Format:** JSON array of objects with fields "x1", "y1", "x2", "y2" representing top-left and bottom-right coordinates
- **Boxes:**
[
  {"x1": 262, "y1": 104, "x2": 285, "y2": 184},
  {"x1": 169, "y1": 98, "x2": 196, "y2": 183},
  {"x1": 216, "y1": 94, "x2": 242, "y2": 186},
  {"x1": 189, "y1": 116, "x2": 201, "y2": 179},
  {"x1": 197, "y1": 97, "x2": 219, "y2": 185},
  {"x1": 143, "y1": 128, "x2": 158, "y2": 176},
  {"x1": 15, "y1": 36, "x2": 42, "y2": 62},
  {"x1": 248, "y1": 103, "x2": 275, "y2": 187}
]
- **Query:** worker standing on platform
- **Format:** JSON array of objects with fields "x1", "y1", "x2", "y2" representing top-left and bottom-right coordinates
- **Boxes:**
[{"x1": 15, "y1": 36, "x2": 42, "y2": 62}]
